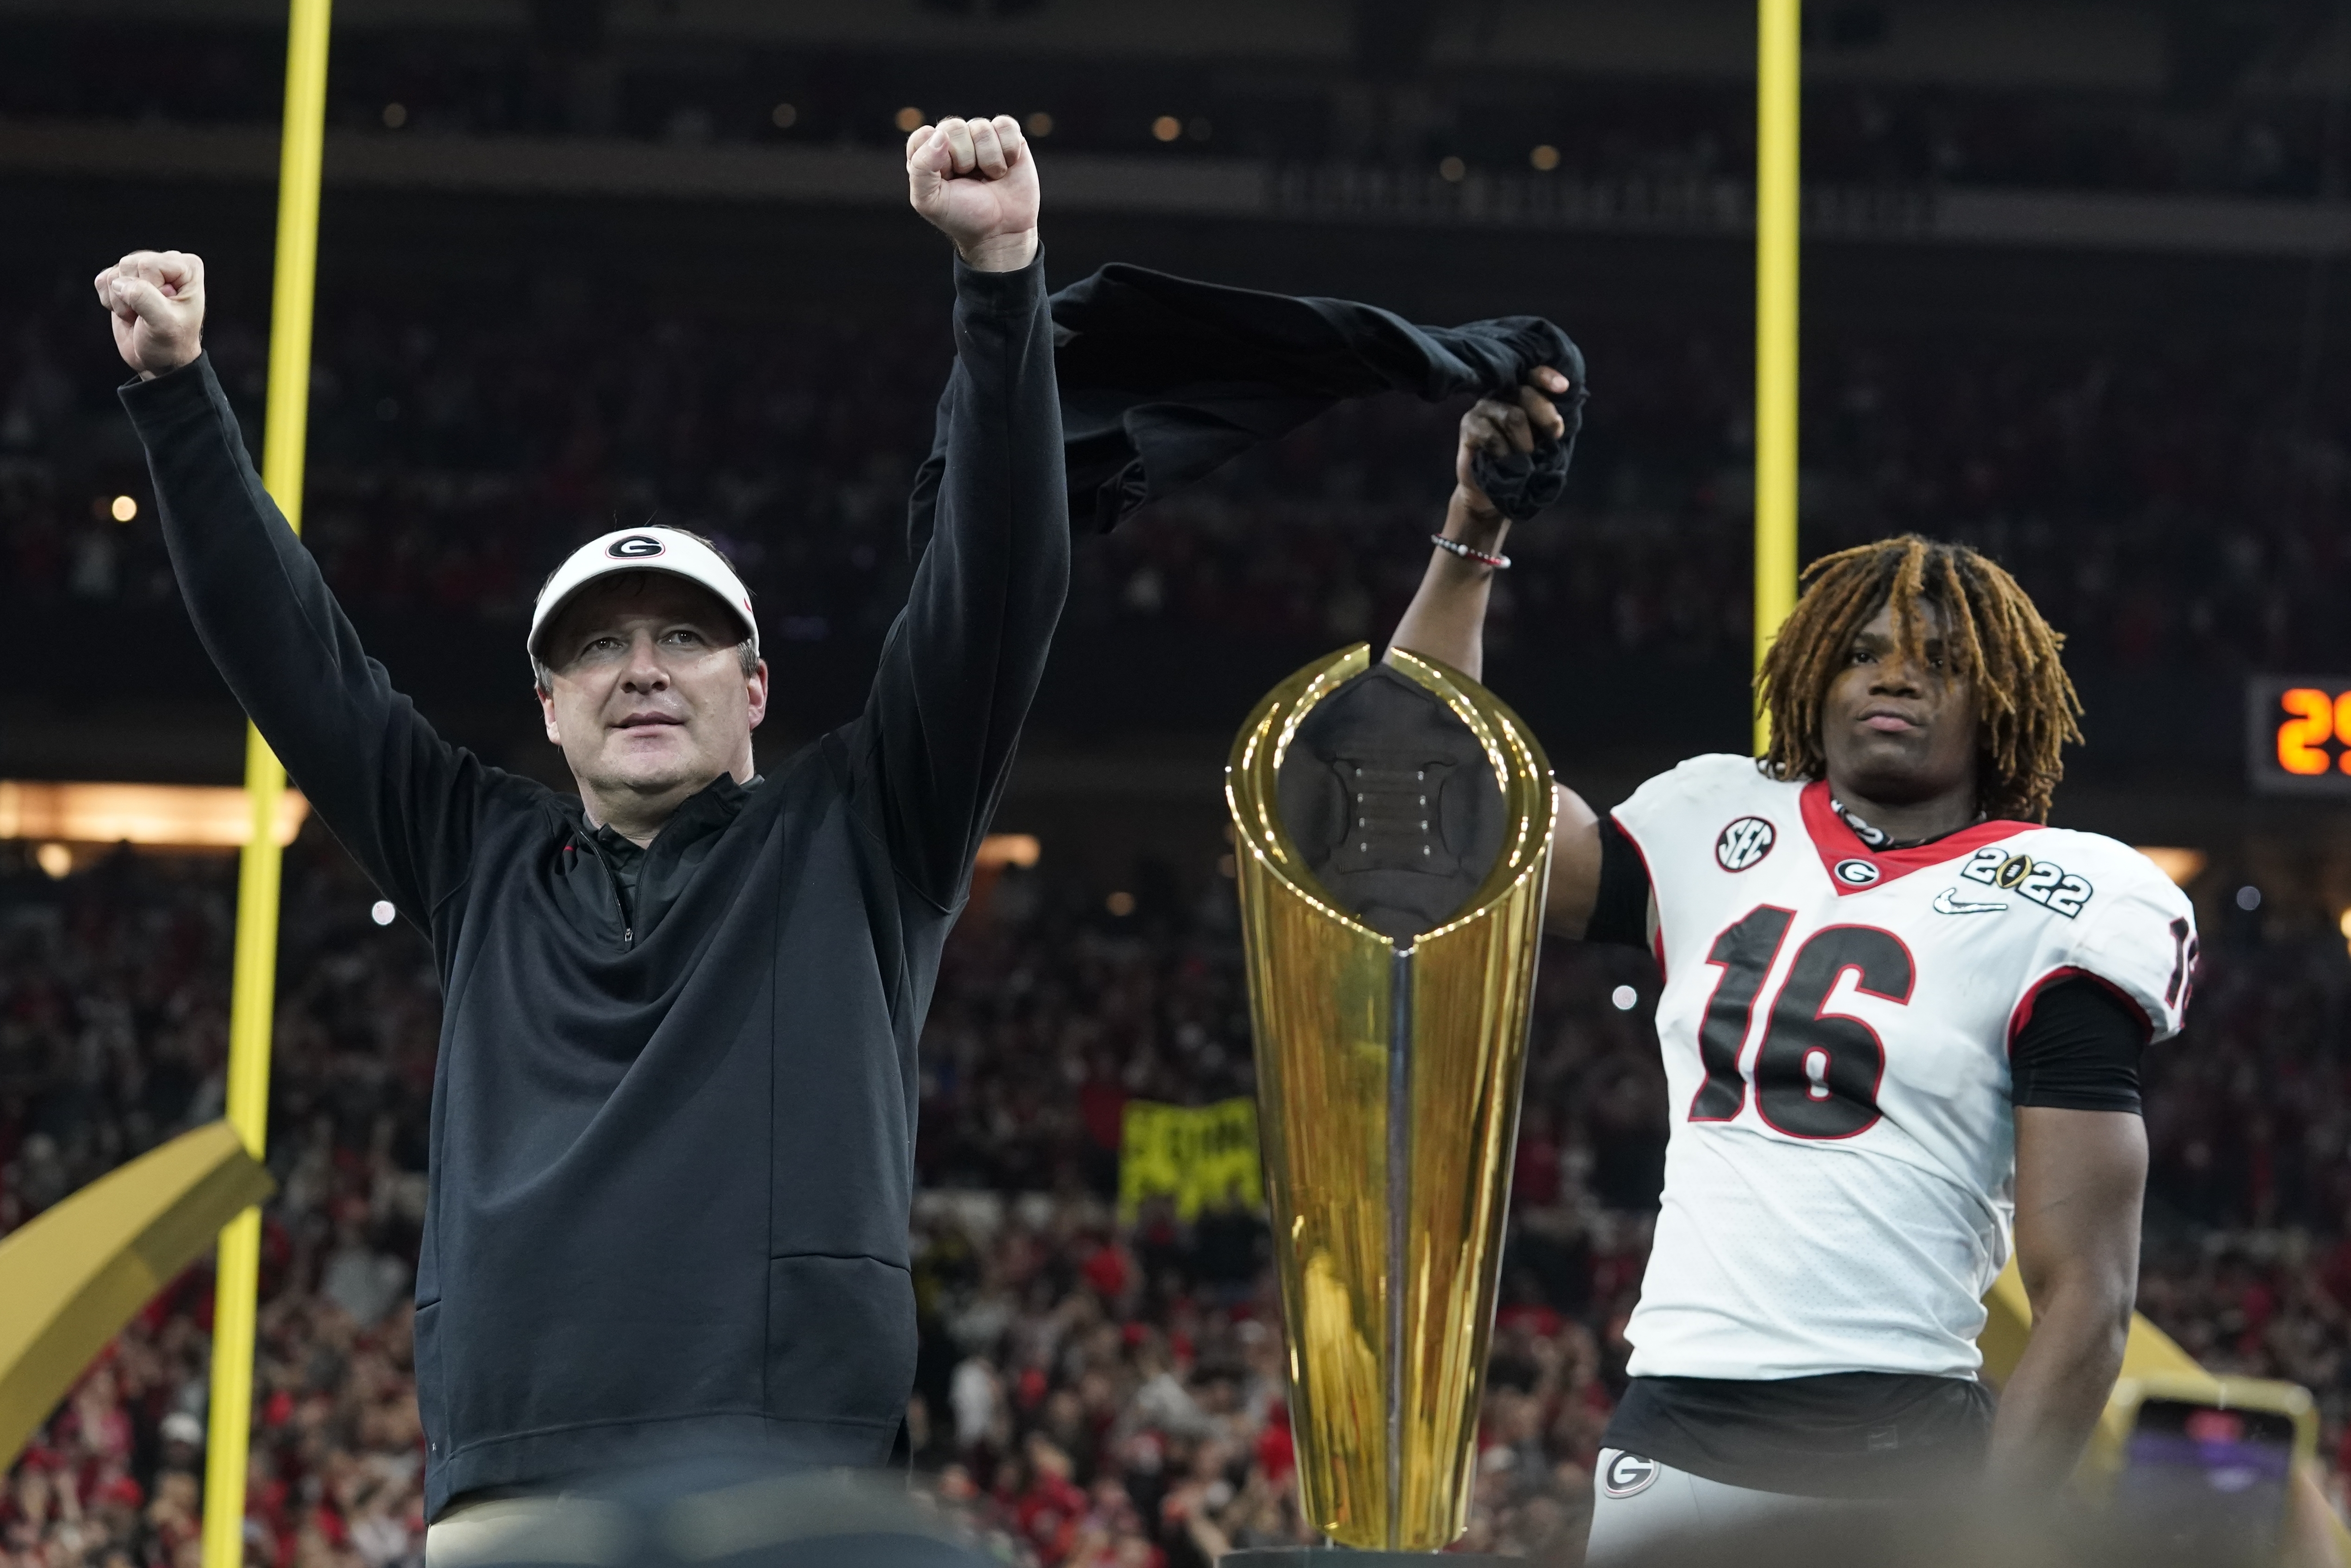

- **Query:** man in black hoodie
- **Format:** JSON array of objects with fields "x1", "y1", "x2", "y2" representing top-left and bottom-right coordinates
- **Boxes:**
[{"x1": 95, "y1": 114, "x2": 1066, "y2": 1534}]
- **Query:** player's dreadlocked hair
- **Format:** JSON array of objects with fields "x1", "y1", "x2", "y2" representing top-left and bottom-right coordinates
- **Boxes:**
[{"x1": 1756, "y1": 535, "x2": 2082, "y2": 822}]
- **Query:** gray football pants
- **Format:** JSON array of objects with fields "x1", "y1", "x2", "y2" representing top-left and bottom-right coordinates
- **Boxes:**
[{"x1": 1585, "y1": 1447, "x2": 1860, "y2": 1564}]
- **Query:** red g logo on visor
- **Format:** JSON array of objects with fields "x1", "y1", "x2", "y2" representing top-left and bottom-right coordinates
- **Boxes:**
[{"x1": 607, "y1": 535, "x2": 666, "y2": 559}]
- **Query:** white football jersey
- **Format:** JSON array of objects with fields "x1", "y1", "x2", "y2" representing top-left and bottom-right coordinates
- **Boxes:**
[{"x1": 1611, "y1": 754, "x2": 2197, "y2": 1380}]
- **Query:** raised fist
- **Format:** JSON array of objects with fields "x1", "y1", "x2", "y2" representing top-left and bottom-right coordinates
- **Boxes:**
[
  {"x1": 906, "y1": 116, "x2": 1040, "y2": 273},
  {"x1": 94, "y1": 250, "x2": 206, "y2": 380},
  {"x1": 1454, "y1": 365, "x2": 1573, "y2": 515}
]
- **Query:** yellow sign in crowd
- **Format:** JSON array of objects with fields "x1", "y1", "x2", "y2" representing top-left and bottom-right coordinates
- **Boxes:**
[{"x1": 1118, "y1": 1099, "x2": 1264, "y2": 1221}]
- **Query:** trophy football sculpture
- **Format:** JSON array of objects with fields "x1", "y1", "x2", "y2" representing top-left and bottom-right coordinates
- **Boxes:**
[{"x1": 1225, "y1": 643, "x2": 1555, "y2": 1556}]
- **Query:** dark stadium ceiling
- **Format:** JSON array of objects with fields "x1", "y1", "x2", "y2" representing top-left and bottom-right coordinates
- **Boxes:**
[{"x1": 0, "y1": 0, "x2": 2344, "y2": 96}]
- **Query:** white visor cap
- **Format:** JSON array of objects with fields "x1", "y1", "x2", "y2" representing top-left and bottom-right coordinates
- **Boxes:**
[{"x1": 529, "y1": 526, "x2": 759, "y2": 663}]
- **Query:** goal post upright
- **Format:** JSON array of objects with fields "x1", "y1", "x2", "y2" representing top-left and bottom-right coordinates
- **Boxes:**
[
  {"x1": 201, "y1": 0, "x2": 331, "y2": 1561},
  {"x1": 1753, "y1": 0, "x2": 1800, "y2": 755}
]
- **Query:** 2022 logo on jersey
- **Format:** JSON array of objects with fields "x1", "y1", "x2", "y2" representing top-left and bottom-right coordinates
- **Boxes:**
[
  {"x1": 1959, "y1": 847, "x2": 2093, "y2": 917},
  {"x1": 1715, "y1": 816, "x2": 1776, "y2": 872}
]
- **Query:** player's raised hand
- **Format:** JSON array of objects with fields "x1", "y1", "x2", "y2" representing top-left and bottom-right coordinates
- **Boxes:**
[
  {"x1": 906, "y1": 115, "x2": 1040, "y2": 272},
  {"x1": 94, "y1": 250, "x2": 207, "y2": 380},
  {"x1": 1454, "y1": 365, "x2": 1573, "y2": 510}
]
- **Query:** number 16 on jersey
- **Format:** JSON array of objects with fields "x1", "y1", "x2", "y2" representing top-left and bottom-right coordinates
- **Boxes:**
[{"x1": 1692, "y1": 907, "x2": 1914, "y2": 1140}]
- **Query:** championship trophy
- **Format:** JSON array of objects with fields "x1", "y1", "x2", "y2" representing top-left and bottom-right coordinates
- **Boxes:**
[{"x1": 1224, "y1": 643, "x2": 1555, "y2": 1559}]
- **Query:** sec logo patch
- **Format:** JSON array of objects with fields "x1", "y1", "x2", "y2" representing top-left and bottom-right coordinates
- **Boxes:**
[
  {"x1": 1602, "y1": 1451, "x2": 1660, "y2": 1499},
  {"x1": 1715, "y1": 816, "x2": 1776, "y2": 872},
  {"x1": 1832, "y1": 858, "x2": 1882, "y2": 887}
]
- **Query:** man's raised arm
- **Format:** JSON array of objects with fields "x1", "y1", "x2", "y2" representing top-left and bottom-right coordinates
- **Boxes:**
[
  {"x1": 99, "y1": 250, "x2": 476, "y2": 924},
  {"x1": 1385, "y1": 369, "x2": 1610, "y2": 938},
  {"x1": 854, "y1": 116, "x2": 1070, "y2": 908}
]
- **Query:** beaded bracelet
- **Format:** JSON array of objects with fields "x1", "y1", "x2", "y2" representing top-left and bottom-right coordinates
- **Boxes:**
[{"x1": 1430, "y1": 533, "x2": 1511, "y2": 570}]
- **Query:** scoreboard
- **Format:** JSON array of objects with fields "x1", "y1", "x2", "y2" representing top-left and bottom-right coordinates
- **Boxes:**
[{"x1": 2248, "y1": 677, "x2": 2351, "y2": 796}]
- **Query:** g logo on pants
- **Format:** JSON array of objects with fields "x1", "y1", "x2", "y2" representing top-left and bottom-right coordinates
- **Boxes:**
[{"x1": 1602, "y1": 1451, "x2": 1660, "y2": 1499}]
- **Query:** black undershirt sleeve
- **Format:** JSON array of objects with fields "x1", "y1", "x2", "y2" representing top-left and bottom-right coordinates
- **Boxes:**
[
  {"x1": 1582, "y1": 817, "x2": 1652, "y2": 949},
  {"x1": 2010, "y1": 976, "x2": 2148, "y2": 1114}
]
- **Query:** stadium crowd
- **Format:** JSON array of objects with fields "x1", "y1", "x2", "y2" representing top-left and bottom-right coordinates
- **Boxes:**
[
  {"x1": 0, "y1": 840, "x2": 433, "y2": 1568},
  {"x1": 4, "y1": 286, "x2": 2347, "y2": 687},
  {"x1": 1, "y1": 821, "x2": 2346, "y2": 1564},
  {"x1": 1, "y1": 19, "x2": 2344, "y2": 200}
]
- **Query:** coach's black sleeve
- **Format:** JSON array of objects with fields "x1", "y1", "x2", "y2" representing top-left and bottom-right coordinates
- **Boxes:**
[
  {"x1": 854, "y1": 253, "x2": 1071, "y2": 908},
  {"x1": 2011, "y1": 977, "x2": 2147, "y2": 1113},
  {"x1": 1581, "y1": 817, "x2": 1653, "y2": 948},
  {"x1": 120, "y1": 356, "x2": 480, "y2": 925}
]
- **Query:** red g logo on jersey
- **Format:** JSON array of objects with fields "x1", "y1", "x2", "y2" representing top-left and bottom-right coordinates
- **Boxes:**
[
  {"x1": 1716, "y1": 816, "x2": 1776, "y2": 872},
  {"x1": 1602, "y1": 1451, "x2": 1660, "y2": 1498}
]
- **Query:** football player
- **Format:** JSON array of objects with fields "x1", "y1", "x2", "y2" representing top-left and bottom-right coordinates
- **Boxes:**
[{"x1": 1390, "y1": 377, "x2": 2198, "y2": 1556}]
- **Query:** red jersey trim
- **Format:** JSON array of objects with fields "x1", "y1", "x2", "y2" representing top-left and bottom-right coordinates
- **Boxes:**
[
  {"x1": 2005, "y1": 964, "x2": 2155, "y2": 1056},
  {"x1": 1797, "y1": 780, "x2": 2038, "y2": 895}
]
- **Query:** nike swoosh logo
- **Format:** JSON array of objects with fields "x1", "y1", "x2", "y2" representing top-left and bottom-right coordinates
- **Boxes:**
[{"x1": 1933, "y1": 888, "x2": 2007, "y2": 915}]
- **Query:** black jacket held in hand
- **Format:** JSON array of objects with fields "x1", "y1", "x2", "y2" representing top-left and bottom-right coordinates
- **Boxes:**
[
  {"x1": 119, "y1": 258, "x2": 1069, "y2": 1519},
  {"x1": 904, "y1": 263, "x2": 1586, "y2": 548}
]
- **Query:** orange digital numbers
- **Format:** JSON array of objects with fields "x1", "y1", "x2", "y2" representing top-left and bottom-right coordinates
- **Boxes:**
[
  {"x1": 2254, "y1": 679, "x2": 2351, "y2": 791},
  {"x1": 2277, "y1": 687, "x2": 2336, "y2": 775}
]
